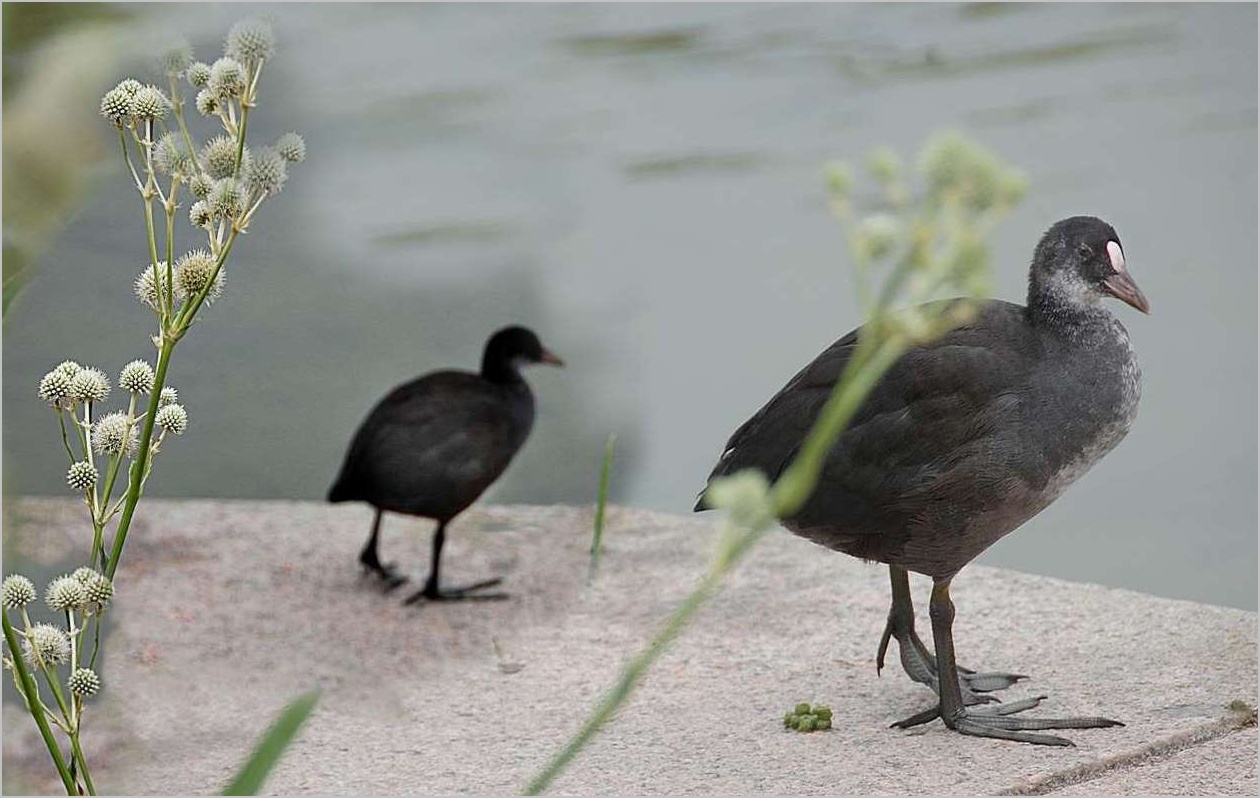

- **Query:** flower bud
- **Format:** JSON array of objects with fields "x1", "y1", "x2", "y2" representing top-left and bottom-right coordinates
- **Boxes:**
[
  {"x1": 66, "y1": 461, "x2": 99, "y2": 491},
  {"x1": 208, "y1": 178, "x2": 245, "y2": 219},
  {"x1": 92, "y1": 412, "x2": 138, "y2": 458},
  {"x1": 45, "y1": 575, "x2": 87, "y2": 612},
  {"x1": 38, "y1": 370, "x2": 74, "y2": 405},
  {"x1": 70, "y1": 368, "x2": 110, "y2": 404},
  {"x1": 131, "y1": 85, "x2": 171, "y2": 121},
  {"x1": 159, "y1": 387, "x2": 179, "y2": 407},
  {"x1": 186, "y1": 61, "x2": 211, "y2": 89},
  {"x1": 2, "y1": 575, "x2": 36, "y2": 609},
  {"x1": 69, "y1": 668, "x2": 101, "y2": 697},
  {"x1": 275, "y1": 132, "x2": 306, "y2": 164},
  {"x1": 156, "y1": 403, "x2": 188, "y2": 435},
  {"x1": 195, "y1": 88, "x2": 220, "y2": 116},
  {"x1": 209, "y1": 57, "x2": 246, "y2": 98},
  {"x1": 24, "y1": 623, "x2": 71, "y2": 666},
  {"x1": 225, "y1": 19, "x2": 276, "y2": 64},
  {"x1": 246, "y1": 147, "x2": 287, "y2": 196},
  {"x1": 119, "y1": 360, "x2": 156, "y2": 394},
  {"x1": 175, "y1": 250, "x2": 224, "y2": 303}
]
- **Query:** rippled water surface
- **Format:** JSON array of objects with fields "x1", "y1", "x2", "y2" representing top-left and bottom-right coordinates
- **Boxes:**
[{"x1": 5, "y1": 3, "x2": 1256, "y2": 609}]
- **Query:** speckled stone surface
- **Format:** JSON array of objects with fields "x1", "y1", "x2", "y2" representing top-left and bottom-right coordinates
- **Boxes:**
[{"x1": 2, "y1": 499, "x2": 1255, "y2": 795}]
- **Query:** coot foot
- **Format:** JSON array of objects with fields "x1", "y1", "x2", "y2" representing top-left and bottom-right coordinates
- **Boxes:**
[
  {"x1": 403, "y1": 577, "x2": 508, "y2": 605},
  {"x1": 893, "y1": 696, "x2": 1122, "y2": 746},
  {"x1": 877, "y1": 567, "x2": 1023, "y2": 703},
  {"x1": 359, "y1": 555, "x2": 408, "y2": 591}
]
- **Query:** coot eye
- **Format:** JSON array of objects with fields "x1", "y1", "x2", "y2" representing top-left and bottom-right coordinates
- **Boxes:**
[{"x1": 1077, "y1": 243, "x2": 1093, "y2": 258}]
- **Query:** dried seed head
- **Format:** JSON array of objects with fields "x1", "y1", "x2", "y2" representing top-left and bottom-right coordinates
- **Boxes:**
[
  {"x1": 38, "y1": 370, "x2": 74, "y2": 405},
  {"x1": 189, "y1": 200, "x2": 213, "y2": 229},
  {"x1": 45, "y1": 575, "x2": 87, "y2": 612},
  {"x1": 186, "y1": 61, "x2": 211, "y2": 89},
  {"x1": 2, "y1": 575, "x2": 36, "y2": 609},
  {"x1": 156, "y1": 403, "x2": 189, "y2": 435},
  {"x1": 175, "y1": 249, "x2": 223, "y2": 303},
  {"x1": 275, "y1": 132, "x2": 306, "y2": 164},
  {"x1": 69, "y1": 668, "x2": 101, "y2": 697},
  {"x1": 24, "y1": 623, "x2": 72, "y2": 666},
  {"x1": 195, "y1": 88, "x2": 220, "y2": 116},
  {"x1": 201, "y1": 135, "x2": 241, "y2": 180},
  {"x1": 159, "y1": 387, "x2": 179, "y2": 407},
  {"x1": 189, "y1": 173, "x2": 214, "y2": 200},
  {"x1": 119, "y1": 360, "x2": 156, "y2": 394},
  {"x1": 246, "y1": 147, "x2": 287, "y2": 196},
  {"x1": 66, "y1": 461, "x2": 99, "y2": 491},
  {"x1": 225, "y1": 19, "x2": 276, "y2": 64},
  {"x1": 92, "y1": 412, "x2": 138, "y2": 458},
  {"x1": 209, "y1": 57, "x2": 247, "y2": 98},
  {"x1": 70, "y1": 368, "x2": 111, "y2": 404},
  {"x1": 135, "y1": 263, "x2": 174, "y2": 309},
  {"x1": 208, "y1": 177, "x2": 245, "y2": 219},
  {"x1": 154, "y1": 132, "x2": 193, "y2": 176}
]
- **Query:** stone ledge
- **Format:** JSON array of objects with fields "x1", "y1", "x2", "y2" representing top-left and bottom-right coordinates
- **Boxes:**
[{"x1": 2, "y1": 498, "x2": 1255, "y2": 795}]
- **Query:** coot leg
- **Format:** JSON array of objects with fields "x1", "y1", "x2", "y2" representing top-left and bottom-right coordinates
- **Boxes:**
[
  {"x1": 876, "y1": 567, "x2": 1022, "y2": 701},
  {"x1": 401, "y1": 521, "x2": 509, "y2": 605},
  {"x1": 358, "y1": 510, "x2": 408, "y2": 589},
  {"x1": 905, "y1": 579, "x2": 1122, "y2": 746}
]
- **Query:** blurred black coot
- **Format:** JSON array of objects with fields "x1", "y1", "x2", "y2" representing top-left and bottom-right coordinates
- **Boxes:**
[
  {"x1": 328, "y1": 326, "x2": 563, "y2": 604},
  {"x1": 695, "y1": 217, "x2": 1149, "y2": 745}
]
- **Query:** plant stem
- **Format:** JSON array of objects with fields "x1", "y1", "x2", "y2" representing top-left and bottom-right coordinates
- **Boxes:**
[
  {"x1": 2, "y1": 613, "x2": 78, "y2": 795},
  {"x1": 104, "y1": 341, "x2": 175, "y2": 580},
  {"x1": 587, "y1": 433, "x2": 616, "y2": 584}
]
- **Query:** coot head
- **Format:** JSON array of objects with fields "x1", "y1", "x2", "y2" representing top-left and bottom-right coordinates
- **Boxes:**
[
  {"x1": 482, "y1": 326, "x2": 564, "y2": 382},
  {"x1": 1029, "y1": 216, "x2": 1150, "y2": 315}
]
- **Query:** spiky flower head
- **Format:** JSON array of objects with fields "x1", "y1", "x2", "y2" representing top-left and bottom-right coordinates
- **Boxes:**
[
  {"x1": 131, "y1": 85, "x2": 171, "y2": 121},
  {"x1": 209, "y1": 177, "x2": 245, "y2": 219},
  {"x1": 275, "y1": 132, "x2": 306, "y2": 164},
  {"x1": 66, "y1": 461, "x2": 99, "y2": 492},
  {"x1": 92, "y1": 412, "x2": 138, "y2": 458},
  {"x1": 99, "y1": 79, "x2": 142, "y2": 125},
  {"x1": 38, "y1": 369, "x2": 74, "y2": 405},
  {"x1": 70, "y1": 368, "x2": 110, "y2": 404},
  {"x1": 160, "y1": 40, "x2": 193, "y2": 76},
  {"x1": 45, "y1": 575, "x2": 87, "y2": 612},
  {"x1": 209, "y1": 57, "x2": 247, "y2": 98},
  {"x1": 226, "y1": 18, "x2": 276, "y2": 64},
  {"x1": 175, "y1": 249, "x2": 223, "y2": 303},
  {"x1": 189, "y1": 173, "x2": 214, "y2": 200},
  {"x1": 186, "y1": 61, "x2": 211, "y2": 88},
  {"x1": 195, "y1": 88, "x2": 220, "y2": 116},
  {"x1": 69, "y1": 668, "x2": 101, "y2": 697},
  {"x1": 154, "y1": 132, "x2": 194, "y2": 176},
  {"x1": 81, "y1": 573, "x2": 114, "y2": 608},
  {"x1": 159, "y1": 387, "x2": 179, "y2": 407},
  {"x1": 246, "y1": 147, "x2": 287, "y2": 196},
  {"x1": 201, "y1": 135, "x2": 244, "y2": 181},
  {"x1": 119, "y1": 360, "x2": 156, "y2": 394},
  {"x1": 72, "y1": 568, "x2": 99, "y2": 584},
  {"x1": 156, "y1": 403, "x2": 189, "y2": 435},
  {"x1": 56, "y1": 360, "x2": 83, "y2": 378},
  {"x1": 2, "y1": 575, "x2": 36, "y2": 609},
  {"x1": 24, "y1": 623, "x2": 71, "y2": 666},
  {"x1": 135, "y1": 263, "x2": 174, "y2": 310},
  {"x1": 189, "y1": 200, "x2": 213, "y2": 229}
]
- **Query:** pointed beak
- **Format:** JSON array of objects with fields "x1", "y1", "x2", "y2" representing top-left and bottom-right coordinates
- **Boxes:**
[
  {"x1": 539, "y1": 349, "x2": 565, "y2": 367},
  {"x1": 1102, "y1": 271, "x2": 1150, "y2": 314}
]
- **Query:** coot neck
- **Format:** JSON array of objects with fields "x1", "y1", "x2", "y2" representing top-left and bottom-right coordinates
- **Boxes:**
[
  {"x1": 1026, "y1": 283, "x2": 1117, "y2": 346},
  {"x1": 481, "y1": 356, "x2": 526, "y2": 386}
]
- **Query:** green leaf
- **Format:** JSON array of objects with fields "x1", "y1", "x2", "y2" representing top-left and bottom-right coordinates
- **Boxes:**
[{"x1": 221, "y1": 690, "x2": 320, "y2": 795}]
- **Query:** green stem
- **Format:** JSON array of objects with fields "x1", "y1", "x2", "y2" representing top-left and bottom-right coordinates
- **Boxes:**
[
  {"x1": 2, "y1": 613, "x2": 78, "y2": 795},
  {"x1": 233, "y1": 104, "x2": 250, "y2": 177},
  {"x1": 56, "y1": 411, "x2": 76, "y2": 463},
  {"x1": 587, "y1": 433, "x2": 616, "y2": 584},
  {"x1": 105, "y1": 341, "x2": 175, "y2": 580},
  {"x1": 70, "y1": 733, "x2": 96, "y2": 795}
]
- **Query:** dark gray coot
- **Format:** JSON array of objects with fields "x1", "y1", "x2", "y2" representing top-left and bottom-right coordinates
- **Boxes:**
[
  {"x1": 328, "y1": 326, "x2": 563, "y2": 604},
  {"x1": 695, "y1": 216, "x2": 1149, "y2": 745}
]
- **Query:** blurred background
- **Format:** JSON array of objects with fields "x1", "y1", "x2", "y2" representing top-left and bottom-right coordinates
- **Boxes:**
[{"x1": 3, "y1": 3, "x2": 1255, "y2": 609}]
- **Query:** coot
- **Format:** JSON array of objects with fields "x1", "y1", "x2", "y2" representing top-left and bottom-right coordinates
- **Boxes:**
[
  {"x1": 696, "y1": 216, "x2": 1148, "y2": 745},
  {"x1": 328, "y1": 326, "x2": 563, "y2": 604}
]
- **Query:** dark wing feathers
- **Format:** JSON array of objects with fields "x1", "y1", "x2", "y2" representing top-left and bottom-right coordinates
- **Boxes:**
[{"x1": 697, "y1": 301, "x2": 1041, "y2": 536}]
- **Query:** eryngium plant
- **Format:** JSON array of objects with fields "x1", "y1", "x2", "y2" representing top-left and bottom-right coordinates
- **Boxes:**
[{"x1": 3, "y1": 20, "x2": 305, "y2": 795}]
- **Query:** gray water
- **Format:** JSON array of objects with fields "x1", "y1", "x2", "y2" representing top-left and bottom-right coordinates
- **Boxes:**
[{"x1": 4, "y1": 3, "x2": 1256, "y2": 610}]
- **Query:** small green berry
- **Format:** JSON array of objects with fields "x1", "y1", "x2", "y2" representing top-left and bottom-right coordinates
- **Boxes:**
[
  {"x1": 119, "y1": 360, "x2": 156, "y2": 394},
  {"x1": 92, "y1": 412, "x2": 138, "y2": 458},
  {"x1": 784, "y1": 712, "x2": 795, "y2": 728},
  {"x1": 186, "y1": 61, "x2": 211, "y2": 89},
  {"x1": 2, "y1": 575, "x2": 37, "y2": 609},
  {"x1": 195, "y1": 88, "x2": 220, "y2": 116},
  {"x1": 209, "y1": 57, "x2": 246, "y2": 98},
  {"x1": 66, "y1": 461, "x2": 99, "y2": 491},
  {"x1": 246, "y1": 147, "x2": 287, "y2": 196},
  {"x1": 159, "y1": 387, "x2": 179, "y2": 407},
  {"x1": 815, "y1": 716, "x2": 832, "y2": 731},
  {"x1": 208, "y1": 177, "x2": 244, "y2": 219},
  {"x1": 156, "y1": 403, "x2": 188, "y2": 436},
  {"x1": 69, "y1": 668, "x2": 101, "y2": 697},
  {"x1": 45, "y1": 575, "x2": 87, "y2": 612},
  {"x1": 24, "y1": 623, "x2": 71, "y2": 666},
  {"x1": 275, "y1": 132, "x2": 306, "y2": 164},
  {"x1": 813, "y1": 705, "x2": 832, "y2": 720},
  {"x1": 794, "y1": 703, "x2": 811, "y2": 716},
  {"x1": 70, "y1": 368, "x2": 110, "y2": 404},
  {"x1": 797, "y1": 716, "x2": 816, "y2": 732},
  {"x1": 225, "y1": 19, "x2": 276, "y2": 64}
]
